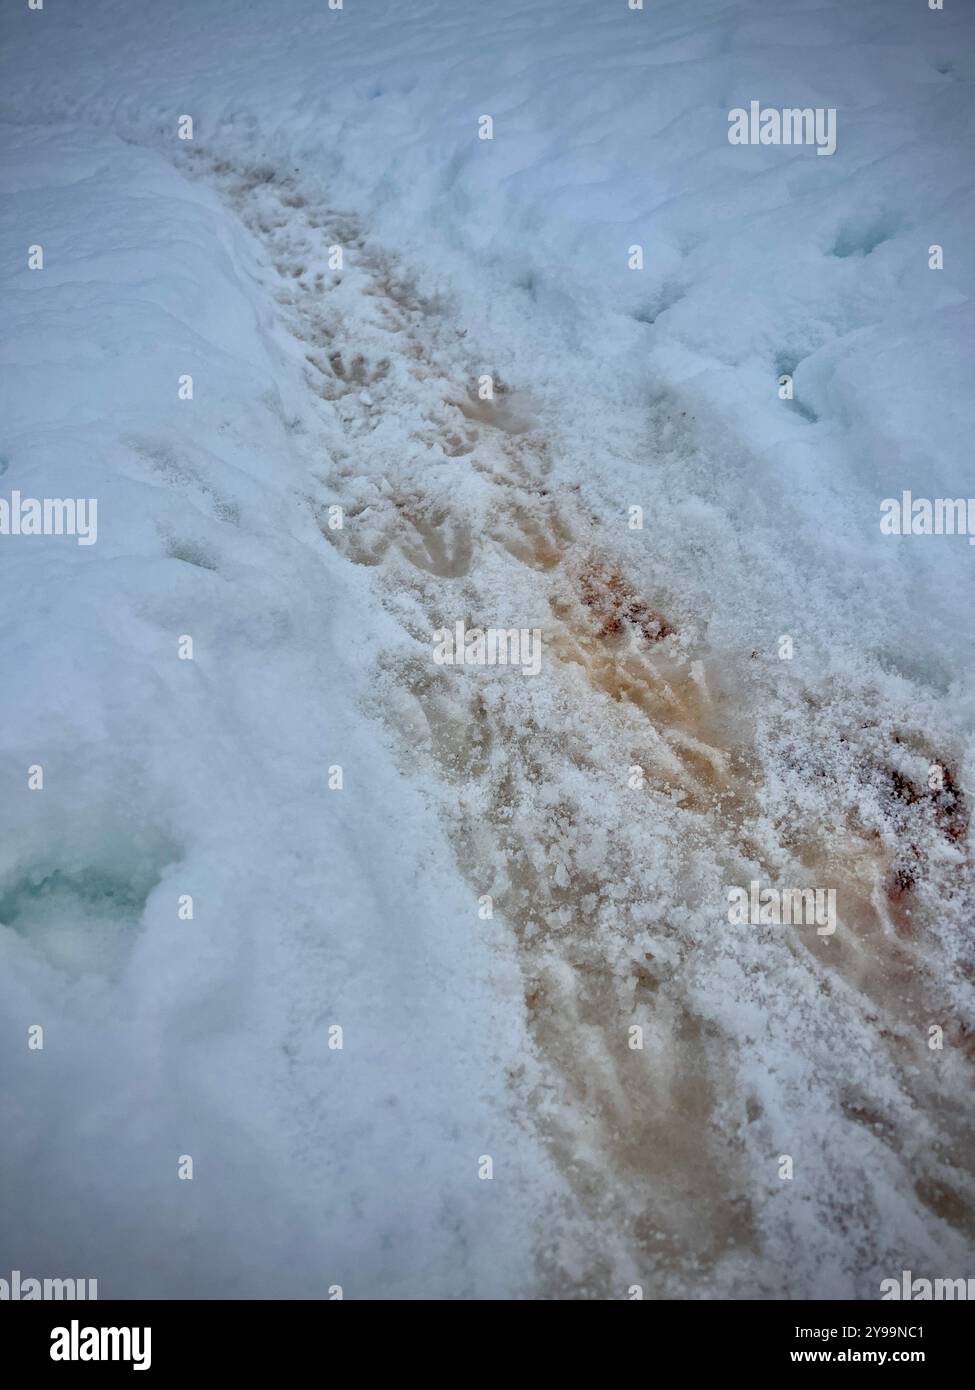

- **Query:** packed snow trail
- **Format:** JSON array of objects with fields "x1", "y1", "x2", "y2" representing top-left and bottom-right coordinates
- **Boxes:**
[{"x1": 182, "y1": 148, "x2": 974, "y2": 1296}]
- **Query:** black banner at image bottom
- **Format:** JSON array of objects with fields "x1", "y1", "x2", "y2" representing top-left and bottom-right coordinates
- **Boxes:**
[{"x1": 1, "y1": 1298, "x2": 969, "y2": 1373}]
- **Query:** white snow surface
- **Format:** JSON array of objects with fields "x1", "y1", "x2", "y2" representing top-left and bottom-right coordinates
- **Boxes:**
[
  {"x1": 0, "y1": 0, "x2": 973, "y2": 1298},
  {"x1": 0, "y1": 125, "x2": 567, "y2": 1299}
]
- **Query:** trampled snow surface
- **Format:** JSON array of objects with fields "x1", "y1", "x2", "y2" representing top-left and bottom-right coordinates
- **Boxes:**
[{"x1": 0, "y1": 0, "x2": 973, "y2": 1298}]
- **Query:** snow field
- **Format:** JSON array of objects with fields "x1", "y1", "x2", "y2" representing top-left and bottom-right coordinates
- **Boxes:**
[{"x1": 1, "y1": 0, "x2": 972, "y2": 1297}]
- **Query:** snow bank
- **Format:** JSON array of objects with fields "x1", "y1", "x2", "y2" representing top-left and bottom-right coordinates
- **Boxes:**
[{"x1": 0, "y1": 122, "x2": 561, "y2": 1298}]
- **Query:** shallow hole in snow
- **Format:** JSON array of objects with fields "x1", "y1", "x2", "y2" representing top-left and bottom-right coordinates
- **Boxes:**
[
  {"x1": 0, "y1": 864, "x2": 163, "y2": 979},
  {"x1": 829, "y1": 214, "x2": 898, "y2": 259}
]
